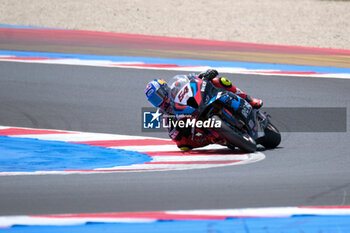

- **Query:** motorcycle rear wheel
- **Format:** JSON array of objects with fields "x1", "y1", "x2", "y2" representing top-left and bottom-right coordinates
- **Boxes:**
[{"x1": 211, "y1": 115, "x2": 257, "y2": 153}]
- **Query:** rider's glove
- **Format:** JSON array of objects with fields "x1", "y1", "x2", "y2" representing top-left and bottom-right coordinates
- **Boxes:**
[
  {"x1": 198, "y1": 69, "x2": 219, "y2": 81},
  {"x1": 249, "y1": 97, "x2": 263, "y2": 109}
]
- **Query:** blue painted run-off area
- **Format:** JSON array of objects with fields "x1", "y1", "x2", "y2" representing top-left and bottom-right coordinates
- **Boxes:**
[
  {"x1": 2, "y1": 215, "x2": 350, "y2": 233},
  {"x1": 1, "y1": 50, "x2": 350, "y2": 74},
  {"x1": 0, "y1": 136, "x2": 151, "y2": 172}
]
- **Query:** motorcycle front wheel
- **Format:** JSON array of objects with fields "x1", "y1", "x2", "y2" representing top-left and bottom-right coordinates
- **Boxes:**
[
  {"x1": 260, "y1": 122, "x2": 281, "y2": 149},
  {"x1": 210, "y1": 115, "x2": 257, "y2": 153}
]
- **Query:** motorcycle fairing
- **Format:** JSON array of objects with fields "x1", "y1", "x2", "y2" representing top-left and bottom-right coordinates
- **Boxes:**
[{"x1": 170, "y1": 75, "x2": 203, "y2": 117}]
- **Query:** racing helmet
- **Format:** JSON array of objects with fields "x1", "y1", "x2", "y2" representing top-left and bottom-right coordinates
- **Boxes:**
[{"x1": 145, "y1": 79, "x2": 169, "y2": 108}]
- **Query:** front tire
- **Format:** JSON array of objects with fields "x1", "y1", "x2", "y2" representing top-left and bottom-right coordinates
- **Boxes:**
[
  {"x1": 260, "y1": 123, "x2": 281, "y2": 149},
  {"x1": 211, "y1": 115, "x2": 257, "y2": 153}
]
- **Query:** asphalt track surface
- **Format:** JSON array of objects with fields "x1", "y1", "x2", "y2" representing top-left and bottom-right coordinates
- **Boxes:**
[{"x1": 0, "y1": 61, "x2": 349, "y2": 215}]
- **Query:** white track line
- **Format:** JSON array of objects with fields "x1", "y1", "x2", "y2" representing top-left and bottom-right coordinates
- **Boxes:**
[
  {"x1": 1, "y1": 206, "x2": 350, "y2": 227},
  {"x1": 111, "y1": 144, "x2": 226, "y2": 152},
  {"x1": 1, "y1": 57, "x2": 350, "y2": 79}
]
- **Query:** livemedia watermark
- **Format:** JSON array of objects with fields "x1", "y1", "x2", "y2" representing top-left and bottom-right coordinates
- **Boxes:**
[
  {"x1": 141, "y1": 107, "x2": 221, "y2": 132},
  {"x1": 141, "y1": 107, "x2": 347, "y2": 133}
]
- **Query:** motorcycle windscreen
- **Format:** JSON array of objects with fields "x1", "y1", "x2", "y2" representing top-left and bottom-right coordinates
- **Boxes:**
[{"x1": 169, "y1": 75, "x2": 194, "y2": 105}]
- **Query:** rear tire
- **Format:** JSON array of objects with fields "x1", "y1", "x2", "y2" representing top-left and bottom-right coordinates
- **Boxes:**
[
  {"x1": 260, "y1": 123, "x2": 281, "y2": 149},
  {"x1": 211, "y1": 115, "x2": 257, "y2": 153}
]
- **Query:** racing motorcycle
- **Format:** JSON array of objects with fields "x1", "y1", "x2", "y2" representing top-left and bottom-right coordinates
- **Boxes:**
[{"x1": 167, "y1": 74, "x2": 281, "y2": 153}]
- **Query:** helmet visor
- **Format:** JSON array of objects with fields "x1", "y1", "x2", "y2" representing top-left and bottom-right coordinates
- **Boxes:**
[{"x1": 148, "y1": 85, "x2": 169, "y2": 107}]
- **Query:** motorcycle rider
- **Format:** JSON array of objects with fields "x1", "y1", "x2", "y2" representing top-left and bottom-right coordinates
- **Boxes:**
[{"x1": 144, "y1": 69, "x2": 263, "y2": 151}]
